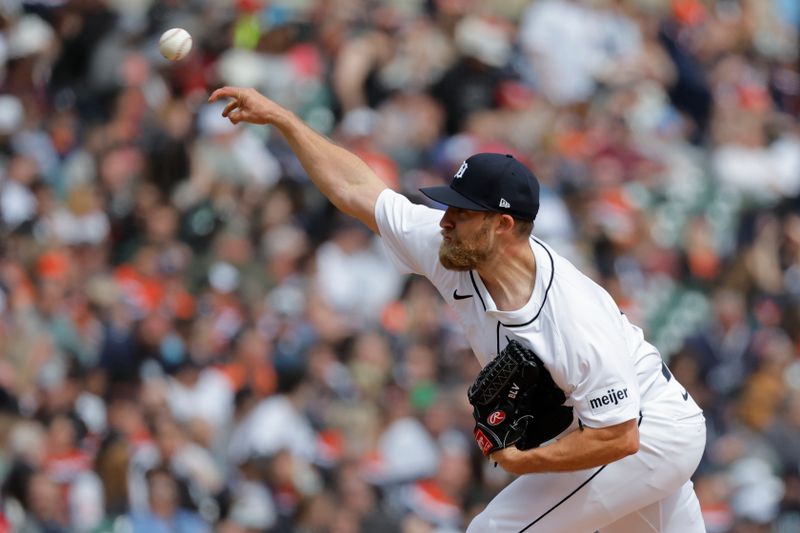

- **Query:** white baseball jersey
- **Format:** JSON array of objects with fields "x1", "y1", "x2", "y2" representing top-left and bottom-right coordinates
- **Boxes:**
[
  {"x1": 375, "y1": 189, "x2": 707, "y2": 532},
  {"x1": 375, "y1": 189, "x2": 701, "y2": 428}
]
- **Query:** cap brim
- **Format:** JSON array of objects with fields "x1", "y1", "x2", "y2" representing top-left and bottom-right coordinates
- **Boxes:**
[{"x1": 419, "y1": 185, "x2": 489, "y2": 211}]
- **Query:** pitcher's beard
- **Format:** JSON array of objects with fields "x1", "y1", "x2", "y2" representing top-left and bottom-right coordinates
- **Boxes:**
[{"x1": 439, "y1": 225, "x2": 493, "y2": 271}]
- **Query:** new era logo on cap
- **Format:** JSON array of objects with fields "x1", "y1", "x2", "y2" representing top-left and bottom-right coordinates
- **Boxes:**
[{"x1": 419, "y1": 153, "x2": 540, "y2": 221}]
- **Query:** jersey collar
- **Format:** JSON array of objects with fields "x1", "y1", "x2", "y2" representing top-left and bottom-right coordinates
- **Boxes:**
[{"x1": 470, "y1": 237, "x2": 554, "y2": 324}]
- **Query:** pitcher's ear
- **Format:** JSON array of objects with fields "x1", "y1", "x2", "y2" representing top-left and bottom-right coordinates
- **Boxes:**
[{"x1": 496, "y1": 214, "x2": 515, "y2": 234}]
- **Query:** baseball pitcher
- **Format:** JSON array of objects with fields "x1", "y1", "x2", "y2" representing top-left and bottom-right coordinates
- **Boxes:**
[{"x1": 209, "y1": 87, "x2": 707, "y2": 533}]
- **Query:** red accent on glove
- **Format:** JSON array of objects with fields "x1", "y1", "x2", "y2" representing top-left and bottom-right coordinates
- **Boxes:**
[{"x1": 474, "y1": 428, "x2": 494, "y2": 456}]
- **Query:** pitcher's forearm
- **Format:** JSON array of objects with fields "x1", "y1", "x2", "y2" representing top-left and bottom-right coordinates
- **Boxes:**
[
  {"x1": 274, "y1": 110, "x2": 386, "y2": 233},
  {"x1": 526, "y1": 419, "x2": 639, "y2": 472},
  {"x1": 491, "y1": 419, "x2": 640, "y2": 475}
]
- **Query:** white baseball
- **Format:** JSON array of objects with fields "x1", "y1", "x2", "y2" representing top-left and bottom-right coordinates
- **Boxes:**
[{"x1": 159, "y1": 28, "x2": 192, "y2": 61}]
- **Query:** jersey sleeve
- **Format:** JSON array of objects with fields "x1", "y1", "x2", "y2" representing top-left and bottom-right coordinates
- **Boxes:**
[
  {"x1": 374, "y1": 189, "x2": 445, "y2": 278},
  {"x1": 553, "y1": 302, "x2": 641, "y2": 428}
]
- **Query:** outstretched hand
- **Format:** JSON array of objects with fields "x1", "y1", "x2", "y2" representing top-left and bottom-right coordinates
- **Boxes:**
[{"x1": 208, "y1": 87, "x2": 286, "y2": 126}]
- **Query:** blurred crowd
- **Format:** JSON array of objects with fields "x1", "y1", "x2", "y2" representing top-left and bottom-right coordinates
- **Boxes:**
[{"x1": 0, "y1": 0, "x2": 798, "y2": 531}]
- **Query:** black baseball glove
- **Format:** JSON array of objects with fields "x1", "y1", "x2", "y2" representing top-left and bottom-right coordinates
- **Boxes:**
[{"x1": 468, "y1": 339, "x2": 574, "y2": 457}]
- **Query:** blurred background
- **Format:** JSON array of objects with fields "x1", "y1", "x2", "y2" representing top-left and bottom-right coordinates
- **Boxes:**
[{"x1": 0, "y1": 0, "x2": 798, "y2": 531}]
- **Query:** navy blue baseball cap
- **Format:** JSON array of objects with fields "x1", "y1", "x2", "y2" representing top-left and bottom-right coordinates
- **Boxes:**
[{"x1": 420, "y1": 153, "x2": 540, "y2": 221}]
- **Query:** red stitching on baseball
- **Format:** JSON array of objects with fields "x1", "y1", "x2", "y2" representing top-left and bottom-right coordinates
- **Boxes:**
[{"x1": 176, "y1": 36, "x2": 190, "y2": 59}]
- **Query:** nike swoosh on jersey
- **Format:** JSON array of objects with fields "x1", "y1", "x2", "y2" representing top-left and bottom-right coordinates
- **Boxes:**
[
  {"x1": 682, "y1": 390, "x2": 689, "y2": 401},
  {"x1": 453, "y1": 290, "x2": 473, "y2": 300}
]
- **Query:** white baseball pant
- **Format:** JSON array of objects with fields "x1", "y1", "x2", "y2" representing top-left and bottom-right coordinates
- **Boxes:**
[{"x1": 467, "y1": 412, "x2": 706, "y2": 533}]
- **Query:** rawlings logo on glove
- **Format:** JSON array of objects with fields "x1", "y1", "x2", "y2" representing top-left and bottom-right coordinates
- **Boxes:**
[
  {"x1": 487, "y1": 410, "x2": 506, "y2": 425},
  {"x1": 468, "y1": 339, "x2": 574, "y2": 457}
]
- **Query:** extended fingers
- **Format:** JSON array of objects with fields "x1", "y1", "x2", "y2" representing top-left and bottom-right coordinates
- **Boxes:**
[
  {"x1": 209, "y1": 86, "x2": 248, "y2": 104},
  {"x1": 209, "y1": 87, "x2": 236, "y2": 102},
  {"x1": 222, "y1": 99, "x2": 240, "y2": 118},
  {"x1": 209, "y1": 86, "x2": 271, "y2": 125}
]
